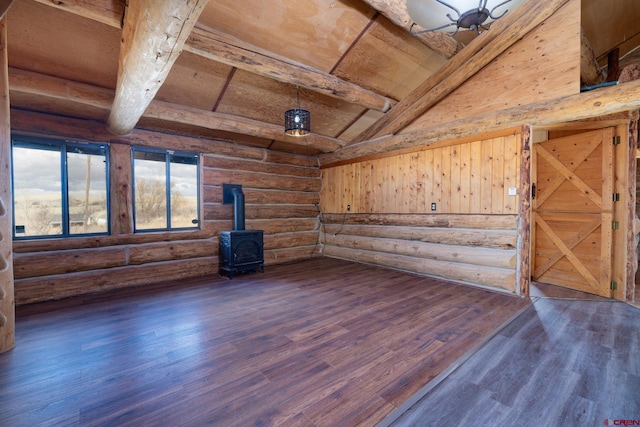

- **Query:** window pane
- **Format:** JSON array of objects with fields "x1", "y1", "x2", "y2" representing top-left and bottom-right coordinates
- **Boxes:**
[
  {"x1": 67, "y1": 148, "x2": 108, "y2": 235},
  {"x1": 170, "y1": 156, "x2": 198, "y2": 228},
  {"x1": 134, "y1": 152, "x2": 167, "y2": 230},
  {"x1": 12, "y1": 146, "x2": 62, "y2": 237}
]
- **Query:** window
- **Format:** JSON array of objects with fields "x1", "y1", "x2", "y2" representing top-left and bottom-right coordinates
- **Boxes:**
[
  {"x1": 12, "y1": 136, "x2": 109, "y2": 239},
  {"x1": 132, "y1": 148, "x2": 200, "y2": 232}
]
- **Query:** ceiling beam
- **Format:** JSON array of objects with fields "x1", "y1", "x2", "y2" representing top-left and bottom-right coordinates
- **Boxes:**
[
  {"x1": 320, "y1": 78, "x2": 640, "y2": 166},
  {"x1": 107, "y1": 0, "x2": 209, "y2": 135},
  {"x1": 185, "y1": 28, "x2": 396, "y2": 113},
  {"x1": 31, "y1": 0, "x2": 394, "y2": 114},
  {"x1": 9, "y1": 68, "x2": 344, "y2": 152},
  {"x1": 31, "y1": 0, "x2": 123, "y2": 28},
  {"x1": 350, "y1": 0, "x2": 571, "y2": 144},
  {"x1": 360, "y1": 0, "x2": 462, "y2": 58},
  {"x1": 144, "y1": 101, "x2": 344, "y2": 152}
]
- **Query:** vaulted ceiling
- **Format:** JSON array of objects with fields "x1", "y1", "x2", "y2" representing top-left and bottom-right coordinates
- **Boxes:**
[{"x1": 5, "y1": 0, "x2": 640, "y2": 155}]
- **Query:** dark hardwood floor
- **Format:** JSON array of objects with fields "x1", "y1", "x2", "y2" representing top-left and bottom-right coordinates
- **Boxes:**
[
  {"x1": 389, "y1": 297, "x2": 640, "y2": 427},
  {"x1": 0, "y1": 257, "x2": 529, "y2": 426}
]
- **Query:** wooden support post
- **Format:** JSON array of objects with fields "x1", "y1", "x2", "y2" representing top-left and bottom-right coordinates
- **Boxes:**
[
  {"x1": 0, "y1": 16, "x2": 14, "y2": 353},
  {"x1": 516, "y1": 126, "x2": 532, "y2": 297},
  {"x1": 110, "y1": 144, "x2": 134, "y2": 235},
  {"x1": 627, "y1": 117, "x2": 638, "y2": 303}
]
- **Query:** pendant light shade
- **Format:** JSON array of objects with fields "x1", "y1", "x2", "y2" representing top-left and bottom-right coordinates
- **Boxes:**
[
  {"x1": 284, "y1": 109, "x2": 310, "y2": 136},
  {"x1": 406, "y1": 0, "x2": 525, "y2": 35},
  {"x1": 284, "y1": 87, "x2": 310, "y2": 136}
]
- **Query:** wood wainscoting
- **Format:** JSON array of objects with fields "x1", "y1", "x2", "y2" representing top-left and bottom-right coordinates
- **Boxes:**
[{"x1": 0, "y1": 257, "x2": 529, "y2": 426}]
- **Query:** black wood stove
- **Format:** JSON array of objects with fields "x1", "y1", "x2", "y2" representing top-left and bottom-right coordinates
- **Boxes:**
[{"x1": 219, "y1": 184, "x2": 264, "y2": 278}]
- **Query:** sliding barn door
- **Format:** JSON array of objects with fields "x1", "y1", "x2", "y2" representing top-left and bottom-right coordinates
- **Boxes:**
[{"x1": 532, "y1": 128, "x2": 615, "y2": 297}]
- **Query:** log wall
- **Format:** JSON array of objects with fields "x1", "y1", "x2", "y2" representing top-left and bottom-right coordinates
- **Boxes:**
[
  {"x1": 320, "y1": 131, "x2": 521, "y2": 292},
  {"x1": 12, "y1": 109, "x2": 321, "y2": 304}
]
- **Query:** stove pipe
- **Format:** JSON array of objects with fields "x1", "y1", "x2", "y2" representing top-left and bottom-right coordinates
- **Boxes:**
[{"x1": 223, "y1": 184, "x2": 245, "y2": 231}]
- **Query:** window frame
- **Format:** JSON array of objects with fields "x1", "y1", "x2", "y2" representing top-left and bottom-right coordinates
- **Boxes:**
[
  {"x1": 131, "y1": 147, "x2": 201, "y2": 233},
  {"x1": 11, "y1": 135, "x2": 111, "y2": 240}
]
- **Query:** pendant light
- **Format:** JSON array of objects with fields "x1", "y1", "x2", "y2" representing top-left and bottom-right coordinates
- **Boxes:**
[{"x1": 284, "y1": 87, "x2": 310, "y2": 137}]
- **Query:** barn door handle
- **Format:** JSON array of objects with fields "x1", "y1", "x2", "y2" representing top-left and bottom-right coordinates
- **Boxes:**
[{"x1": 531, "y1": 183, "x2": 536, "y2": 199}]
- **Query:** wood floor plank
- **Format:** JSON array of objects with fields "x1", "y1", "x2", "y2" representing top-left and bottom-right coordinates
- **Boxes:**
[
  {"x1": 0, "y1": 257, "x2": 530, "y2": 426},
  {"x1": 390, "y1": 298, "x2": 640, "y2": 427}
]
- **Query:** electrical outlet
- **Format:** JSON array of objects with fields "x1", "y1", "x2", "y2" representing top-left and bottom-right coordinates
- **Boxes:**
[
  {"x1": 431, "y1": 203, "x2": 437, "y2": 211},
  {"x1": 346, "y1": 204, "x2": 351, "y2": 212}
]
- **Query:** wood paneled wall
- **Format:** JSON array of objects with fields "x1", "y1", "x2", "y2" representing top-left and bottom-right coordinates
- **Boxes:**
[
  {"x1": 321, "y1": 134, "x2": 520, "y2": 214},
  {"x1": 12, "y1": 110, "x2": 321, "y2": 304},
  {"x1": 320, "y1": 132, "x2": 522, "y2": 292}
]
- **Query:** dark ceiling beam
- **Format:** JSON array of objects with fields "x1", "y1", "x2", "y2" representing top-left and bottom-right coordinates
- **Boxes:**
[
  {"x1": 107, "y1": 0, "x2": 210, "y2": 135},
  {"x1": 9, "y1": 68, "x2": 345, "y2": 152},
  {"x1": 320, "y1": 78, "x2": 640, "y2": 166},
  {"x1": 360, "y1": 0, "x2": 462, "y2": 58},
  {"x1": 350, "y1": 0, "x2": 571, "y2": 144}
]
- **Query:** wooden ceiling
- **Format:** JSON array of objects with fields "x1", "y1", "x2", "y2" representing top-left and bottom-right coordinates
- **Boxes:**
[{"x1": 5, "y1": 0, "x2": 640, "y2": 155}]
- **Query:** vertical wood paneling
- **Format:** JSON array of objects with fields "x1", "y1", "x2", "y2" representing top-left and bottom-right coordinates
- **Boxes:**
[
  {"x1": 469, "y1": 140, "x2": 482, "y2": 213},
  {"x1": 374, "y1": 160, "x2": 384, "y2": 213},
  {"x1": 393, "y1": 155, "x2": 409, "y2": 213},
  {"x1": 382, "y1": 157, "x2": 393, "y2": 212},
  {"x1": 320, "y1": 134, "x2": 522, "y2": 215},
  {"x1": 433, "y1": 148, "x2": 443, "y2": 210},
  {"x1": 415, "y1": 152, "x2": 425, "y2": 212},
  {"x1": 450, "y1": 145, "x2": 461, "y2": 213},
  {"x1": 460, "y1": 142, "x2": 471, "y2": 213},
  {"x1": 425, "y1": 149, "x2": 435, "y2": 212},
  {"x1": 440, "y1": 146, "x2": 451, "y2": 213},
  {"x1": 491, "y1": 137, "x2": 505, "y2": 214},
  {"x1": 503, "y1": 135, "x2": 519, "y2": 214},
  {"x1": 389, "y1": 156, "x2": 398, "y2": 212},
  {"x1": 359, "y1": 162, "x2": 369, "y2": 214},
  {"x1": 408, "y1": 152, "x2": 419, "y2": 213},
  {"x1": 480, "y1": 139, "x2": 493, "y2": 213}
]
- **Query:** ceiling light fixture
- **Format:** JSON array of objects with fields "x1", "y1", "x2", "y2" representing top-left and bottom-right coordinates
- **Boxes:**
[
  {"x1": 284, "y1": 87, "x2": 310, "y2": 137},
  {"x1": 406, "y1": 0, "x2": 525, "y2": 36}
]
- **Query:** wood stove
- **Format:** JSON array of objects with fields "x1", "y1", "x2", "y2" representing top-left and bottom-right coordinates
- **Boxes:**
[{"x1": 219, "y1": 184, "x2": 264, "y2": 278}]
